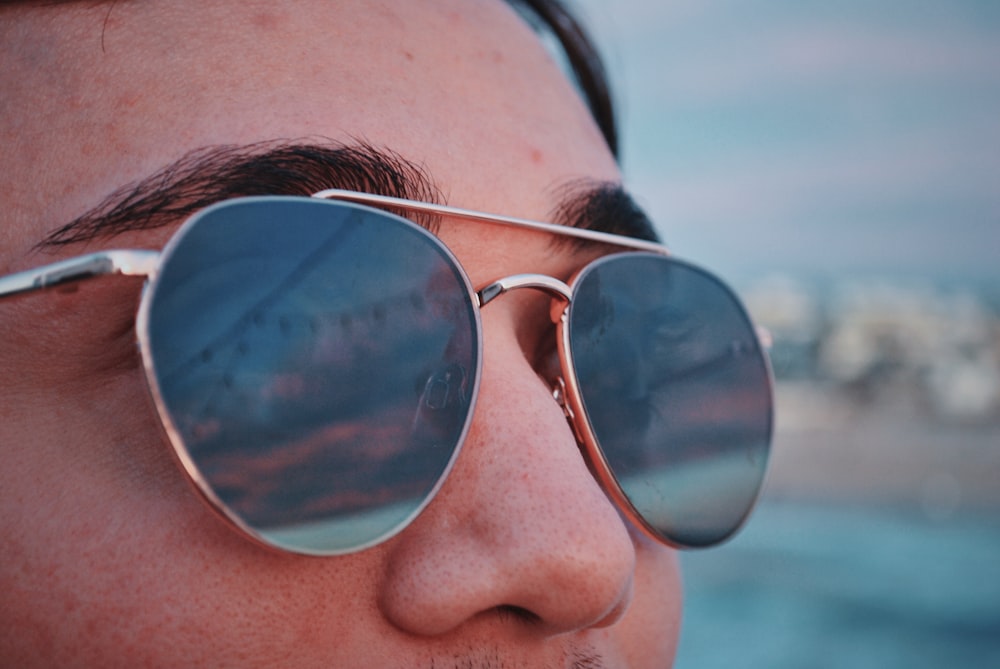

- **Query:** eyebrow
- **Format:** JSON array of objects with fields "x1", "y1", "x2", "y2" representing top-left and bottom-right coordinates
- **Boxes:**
[{"x1": 39, "y1": 140, "x2": 660, "y2": 248}]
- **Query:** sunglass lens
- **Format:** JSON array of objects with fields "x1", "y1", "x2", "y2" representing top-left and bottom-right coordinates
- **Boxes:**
[
  {"x1": 143, "y1": 197, "x2": 480, "y2": 554},
  {"x1": 568, "y1": 254, "x2": 772, "y2": 547}
]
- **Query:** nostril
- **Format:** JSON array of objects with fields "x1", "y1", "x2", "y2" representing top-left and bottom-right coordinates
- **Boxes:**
[{"x1": 494, "y1": 604, "x2": 541, "y2": 625}]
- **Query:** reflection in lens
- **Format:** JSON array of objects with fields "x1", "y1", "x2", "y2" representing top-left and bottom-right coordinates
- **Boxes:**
[
  {"x1": 144, "y1": 198, "x2": 479, "y2": 554},
  {"x1": 569, "y1": 254, "x2": 772, "y2": 548}
]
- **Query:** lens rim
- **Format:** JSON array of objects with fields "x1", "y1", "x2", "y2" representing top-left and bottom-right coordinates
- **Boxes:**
[
  {"x1": 135, "y1": 196, "x2": 484, "y2": 556},
  {"x1": 556, "y1": 251, "x2": 775, "y2": 549}
]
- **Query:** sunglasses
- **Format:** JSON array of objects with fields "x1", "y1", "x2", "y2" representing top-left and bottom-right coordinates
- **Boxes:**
[{"x1": 0, "y1": 190, "x2": 773, "y2": 554}]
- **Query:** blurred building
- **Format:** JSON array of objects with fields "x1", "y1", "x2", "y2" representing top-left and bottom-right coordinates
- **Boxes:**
[{"x1": 743, "y1": 275, "x2": 1000, "y2": 423}]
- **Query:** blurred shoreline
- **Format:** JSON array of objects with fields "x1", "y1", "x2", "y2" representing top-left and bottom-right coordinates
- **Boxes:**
[
  {"x1": 764, "y1": 380, "x2": 1000, "y2": 515},
  {"x1": 744, "y1": 273, "x2": 1000, "y2": 516}
]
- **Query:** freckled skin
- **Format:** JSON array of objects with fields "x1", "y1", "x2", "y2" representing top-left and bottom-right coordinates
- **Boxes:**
[{"x1": 0, "y1": 1, "x2": 682, "y2": 667}]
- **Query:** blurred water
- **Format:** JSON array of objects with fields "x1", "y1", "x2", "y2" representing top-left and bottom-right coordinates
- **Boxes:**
[{"x1": 676, "y1": 501, "x2": 1000, "y2": 668}]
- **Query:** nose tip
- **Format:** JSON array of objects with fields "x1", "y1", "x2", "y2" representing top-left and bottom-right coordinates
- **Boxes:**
[
  {"x1": 380, "y1": 507, "x2": 636, "y2": 637},
  {"x1": 377, "y1": 337, "x2": 637, "y2": 637},
  {"x1": 377, "y1": 452, "x2": 637, "y2": 637}
]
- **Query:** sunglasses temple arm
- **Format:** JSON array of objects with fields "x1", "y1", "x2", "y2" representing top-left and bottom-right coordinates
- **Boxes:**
[{"x1": 0, "y1": 250, "x2": 159, "y2": 301}]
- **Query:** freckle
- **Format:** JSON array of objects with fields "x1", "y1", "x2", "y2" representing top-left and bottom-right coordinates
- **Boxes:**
[
  {"x1": 404, "y1": 50, "x2": 415, "y2": 61},
  {"x1": 251, "y1": 12, "x2": 282, "y2": 30}
]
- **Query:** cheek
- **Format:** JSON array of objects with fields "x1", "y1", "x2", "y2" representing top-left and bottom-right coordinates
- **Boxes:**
[
  {"x1": 0, "y1": 367, "x2": 386, "y2": 666},
  {"x1": 0, "y1": 368, "x2": 203, "y2": 661},
  {"x1": 616, "y1": 536, "x2": 684, "y2": 668}
]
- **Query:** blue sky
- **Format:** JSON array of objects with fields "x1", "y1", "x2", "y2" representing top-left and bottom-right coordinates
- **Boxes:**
[{"x1": 573, "y1": 0, "x2": 1000, "y2": 282}]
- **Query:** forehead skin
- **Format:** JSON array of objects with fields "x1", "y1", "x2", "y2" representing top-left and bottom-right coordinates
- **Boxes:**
[
  {"x1": 0, "y1": 0, "x2": 617, "y2": 261},
  {"x1": 0, "y1": 1, "x2": 681, "y2": 667}
]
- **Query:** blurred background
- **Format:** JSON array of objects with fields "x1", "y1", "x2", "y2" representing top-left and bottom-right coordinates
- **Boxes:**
[{"x1": 570, "y1": 1, "x2": 1000, "y2": 666}]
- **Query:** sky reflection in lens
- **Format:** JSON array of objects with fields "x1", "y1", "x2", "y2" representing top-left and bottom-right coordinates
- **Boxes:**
[
  {"x1": 569, "y1": 254, "x2": 772, "y2": 547},
  {"x1": 146, "y1": 198, "x2": 478, "y2": 553}
]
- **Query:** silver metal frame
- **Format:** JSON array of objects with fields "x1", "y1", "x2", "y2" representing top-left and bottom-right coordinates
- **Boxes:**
[
  {"x1": 0, "y1": 190, "x2": 769, "y2": 554},
  {"x1": 133, "y1": 197, "x2": 486, "y2": 556},
  {"x1": 311, "y1": 188, "x2": 670, "y2": 255},
  {"x1": 0, "y1": 250, "x2": 159, "y2": 299},
  {"x1": 0, "y1": 189, "x2": 668, "y2": 300}
]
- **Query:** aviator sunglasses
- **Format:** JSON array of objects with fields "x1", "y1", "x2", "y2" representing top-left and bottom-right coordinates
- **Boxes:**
[{"x1": 0, "y1": 190, "x2": 773, "y2": 554}]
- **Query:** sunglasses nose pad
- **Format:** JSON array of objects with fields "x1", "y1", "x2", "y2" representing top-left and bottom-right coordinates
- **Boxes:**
[
  {"x1": 550, "y1": 376, "x2": 586, "y2": 444},
  {"x1": 411, "y1": 363, "x2": 470, "y2": 440},
  {"x1": 419, "y1": 363, "x2": 468, "y2": 410},
  {"x1": 551, "y1": 375, "x2": 622, "y2": 498}
]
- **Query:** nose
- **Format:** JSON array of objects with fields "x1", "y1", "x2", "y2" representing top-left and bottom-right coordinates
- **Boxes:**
[{"x1": 377, "y1": 307, "x2": 636, "y2": 637}]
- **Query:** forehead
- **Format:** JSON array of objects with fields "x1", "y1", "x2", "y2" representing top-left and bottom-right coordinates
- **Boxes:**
[{"x1": 0, "y1": 0, "x2": 619, "y2": 262}]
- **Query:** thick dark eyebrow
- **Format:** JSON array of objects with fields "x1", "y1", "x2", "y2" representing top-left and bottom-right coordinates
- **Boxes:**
[
  {"x1": 39, "y1": 140, "x2": 443, "y2": 248},
  {"x1": 550, "y1": 180, "x2": 660, "y2": 245},
  {"x1": 39, "y1": 139, "x2": 659, "y2": 249}
]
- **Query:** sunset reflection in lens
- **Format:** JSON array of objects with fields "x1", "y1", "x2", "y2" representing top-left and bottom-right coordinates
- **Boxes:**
[
  {"x1": 145, "y1": 198, "x2": 479, "y2": 554},
  {"x1": 568, "y1": 254, "x2": 773, "y2": 548}
]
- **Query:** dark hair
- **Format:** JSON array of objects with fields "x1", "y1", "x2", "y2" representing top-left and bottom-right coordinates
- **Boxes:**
[{"x1": 507, "y1": 0, "x2": 618, "y2": 158}]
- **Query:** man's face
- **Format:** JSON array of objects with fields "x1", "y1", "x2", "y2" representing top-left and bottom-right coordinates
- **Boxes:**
[{"x1": 0, "y1": 1, "x2": 681, "y2": 666}]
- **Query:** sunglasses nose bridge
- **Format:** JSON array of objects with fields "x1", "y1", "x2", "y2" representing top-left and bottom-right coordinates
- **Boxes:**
[
  {"x1": 476, "y1": 272, "x2": 585, "y2": 433},
  {"x1": 476, "y1": 273, "x2": 572, "y2": 308}
]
